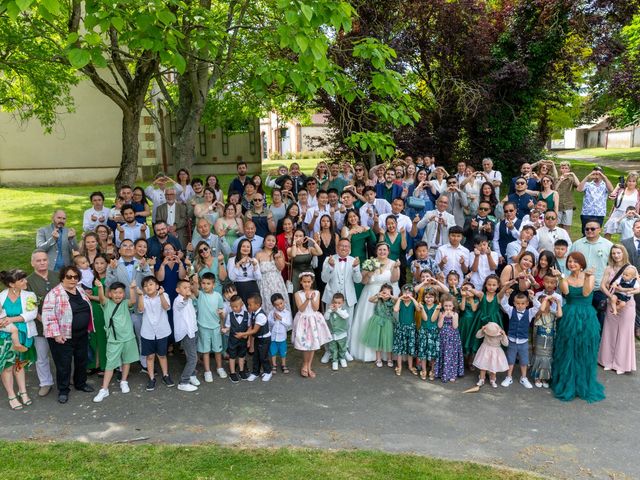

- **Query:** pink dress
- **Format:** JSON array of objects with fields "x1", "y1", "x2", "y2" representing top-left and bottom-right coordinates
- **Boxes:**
[
  {"x1": 472, "y1": 330, "x2": 509, "y2": 373},
  {"x1": 292, "y1": 290, "x2": 332, "y2": 351},
  {"x1": 599, "y1": 272, "x2": 637, "y2": 373}
]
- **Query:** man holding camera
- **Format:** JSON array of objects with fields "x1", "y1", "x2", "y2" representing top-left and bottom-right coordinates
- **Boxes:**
[{"x1": 577, "y1": 166, "x2": 613, "y2": 236}]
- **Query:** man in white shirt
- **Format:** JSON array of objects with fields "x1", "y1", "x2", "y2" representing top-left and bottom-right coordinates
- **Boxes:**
[
  {"x1": 411, "y1": 195, "x2": 456, "y2": 257},
  {"x1": 469, "y1": 235, "x2": 499, "y2": 290},
  {"x1": 144, "y1": 173, "x2": 184, "y2": 222},
  {"x1": 334, "y1": 188, "x2": 357, "y2": 231},
  {"x1": 231, "y1": 221, "x2": 264, "y2": 255},
  {"x1": 358, "y1": 186, "x2": 391, "y2": 228},
  {"x1": 455, "y1": 161, "x2": 468, "y2": 184},
  {"x1": 155, "y1": 188, "x2": 188, "y2": 247},
  {"x1": 83, "y1": 191, "x2": 111, "y2": 232},
  {"x1": 506, "y1": 225, "x2": 539, "y2": 264},
  {"x1": 377, "y1": 197, "x2": 412, "y2": 234},
  {"x1": 304, "y1": 190, "x2": 331, "y2": 235},
  {"x1": 435, "y1": 226, "x2": 469, "y2": 285},
  {"x1": 482, "y1": 157, "x2": 502, "y2": 199},
  {"x1": 305, "y1": 178, "x2": 319, "y2": 208},
  {"x1": 536, "y1": 210, "x2": 572, "y2": 252}
]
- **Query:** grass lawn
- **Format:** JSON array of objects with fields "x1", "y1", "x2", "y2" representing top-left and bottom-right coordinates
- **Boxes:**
[
  {"x1": 0, "y1": 160, "x2": 624, "y2": 272},
  {"x1": 0, "y1": 441, "x2": 539, "y2": 479},
  {"x1": 262, "y1": 157, "x2": 326, "y2": 173},
  {"x1": 556, "y1": 147, "x2": 640, "y2": 162}
]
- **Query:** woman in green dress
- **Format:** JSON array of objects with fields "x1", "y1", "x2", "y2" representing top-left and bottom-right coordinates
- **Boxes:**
[
  {"x1": 536, "y1": 175, "x2": 559, "y2": 215},
  {"x1": 0, "y1": 269, "x2": 38, "y2": 410},
  {"x1": 341, "y1": 210, "x2": 376, "y2": 298},
  {"x1": 551, "y1": 252, "x2": 605, "y2": 403},
  {"x1": 215, "y1": 203, "x2": 244, "y2": 255},
  {"x1": 87, "y1": 255, "x2": 108, "y2": 374},
  {"x1": 470, "y1": 274, "x2": 503, "y2": 352},
  {"x1": 381, "y1": 216, "x2": 407, "y2": 262}
]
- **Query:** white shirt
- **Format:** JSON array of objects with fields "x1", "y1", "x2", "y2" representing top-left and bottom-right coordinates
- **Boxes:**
[
  {"x1": 304, "y1": 204, "x2": 331, "y2": 235},
  {"x1": 417, "y1": 210, "x2": 456, "y2": 249},
  {"x1": 469, "y1": 251, "x2": 499, "y2": 290},
  {"x1": 534, "y1": 290, "x2": 562, "y2": 315},
  {"x1": 145, "y1": 184, "x2": 184, "y2": 222},
  {"x1": 117, "y1": 222, "x2": 145, "y2": 247},
  {"x1": 505, "y1": 240, "x2": 539, "y2": 264},
  {"x1": 359, "y1": 199, "x2": 392, "y2": 228},
  {"x1": 536, "y1": 226, "x2": 572, "y2": 253},
  {"x1": 378, "y1": 212, "x2": 412, "y2": 233},
  {"x1": 435, "y1": 244, "x2": 470, "y2": 286},
  {"x1": 165, "y1": 203, "x2": 176, "y2": 226},
  {"x1": 486, "y1": 169, "x2": 503, "y2": 198},
  {"x1": 227, "y1": 258, "x2": 262, "y2": 282},
  {"x1": 500, "y1": 295, "x2": 540, "y2": 344},
  {"x1": 251, "y1": 309, "x2": 270, "y2": 338},
  {"x1": 83, "y1": 207, "x2": 111, "y2": 232},
  {"x1": 268, "y1": 309, "x2": 292, "y2": 342},
  {"x1": 141, "y1": 293, "x2": 172, "y2": 340},
  {"x1": 172, "y1": 294, "x2": 198, "y2": 341}
]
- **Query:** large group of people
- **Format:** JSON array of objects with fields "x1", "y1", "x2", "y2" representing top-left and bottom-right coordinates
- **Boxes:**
[{"x1": 1, "y1": 157, "x2": 638, "y2": 410}]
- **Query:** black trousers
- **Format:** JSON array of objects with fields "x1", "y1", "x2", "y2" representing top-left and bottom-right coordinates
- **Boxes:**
[
  {"x1": 592, "y1": 290, "x2": 607, "y2": 333},
  {"x1": 48, "y1": 330, "x2": 89, "y2": 395},
  {"x1": 252, "y1": 337, "x2": 272, "y2": 375}
]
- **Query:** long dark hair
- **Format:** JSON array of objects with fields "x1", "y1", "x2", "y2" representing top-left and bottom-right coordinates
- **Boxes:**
[
  {"x1": 234, "y1": 238, "x2": 253, "y2": 265},
  {"x1": 479, "y1": 182, "x2": 498, "y2": 209}
]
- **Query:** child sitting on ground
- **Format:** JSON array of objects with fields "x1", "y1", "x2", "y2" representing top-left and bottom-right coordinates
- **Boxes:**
[
  {"x1": 92, "y1": 281, "x2": 139, "y2": 402},
  {"x1": 268, "y1": 293, "x2": 292, "y2": 374},
  {"x1": 324, "y1": 292, "x2": 350, "y2": 371}
]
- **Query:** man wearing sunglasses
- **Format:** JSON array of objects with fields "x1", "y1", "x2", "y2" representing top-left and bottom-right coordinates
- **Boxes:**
[
  {"x1": 536, "y1": 210, "x2": 572, "y2": 253},
  {"x1": 570, "y1": 221, "x2": 612, "y2": 328},
  {"x1": 245, "y1": 193, "x2": 275, "y2": 238},
  {"x1": 508, "y1": 163, "x2": 539, "y2": 194},
  {"x1": 463, "y1": 201, "x2": 496, "y2": 250},
  {"x1": 493, "y1": 202, "x2": 522, "y2": 265},
  {"x1": 503, "y1": 176, "x2": 535, "y2": 220}
]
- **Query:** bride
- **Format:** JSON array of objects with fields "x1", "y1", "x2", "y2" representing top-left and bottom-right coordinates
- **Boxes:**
[{"x1": 350, "y1": 242, "x2": 401, "y2": 362}]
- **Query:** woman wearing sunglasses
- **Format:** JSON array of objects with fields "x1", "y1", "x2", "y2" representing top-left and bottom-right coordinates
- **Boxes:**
[{"x1": 42, "y1": 265, "x2": 95, "y2": 404}]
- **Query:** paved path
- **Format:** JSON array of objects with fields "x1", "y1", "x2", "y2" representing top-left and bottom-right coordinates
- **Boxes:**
[
  {"x1": 556, "y1": 152, "x2": 640, "y2": 172},
  {"x1": 2, "y1": 348, "x2": 639, "y2": 480}
]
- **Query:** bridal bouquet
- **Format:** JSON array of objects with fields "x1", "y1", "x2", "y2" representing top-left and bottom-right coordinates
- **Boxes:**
[{"x1": 361, "y1": 258, "x2": 381, "y2": 272}]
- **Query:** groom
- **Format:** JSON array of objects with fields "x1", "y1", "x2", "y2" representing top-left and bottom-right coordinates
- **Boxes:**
[{"x1": 320, "y1": 238, "x2": 362, "y2": 363}]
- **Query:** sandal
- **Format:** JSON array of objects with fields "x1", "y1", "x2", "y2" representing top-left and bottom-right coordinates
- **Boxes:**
[
  {"x1": 300, "y1": 368, "x2": 309, "y2": 378},
  {"x1": 420, "y1": 370, "x2": 427, "y2": 381},
  {"x1": 281, "y1": 366, "x2": 290, "y2": 374},
  {"x1": 409, "y1": 367, "x2": 418, "y2": 376},
  {"x1": 375, "y1": 360, "x2": 383, "y2": 368},
  {"x1": 18, "y1": 392, "x2": 32, "y2": 406},
  {"x1": 395, "y1": 366, "x2": 402, "y2": 376},
  {"x1": 8, "y1": 396, "x2": 22, "y2": 410},
  {"x1": 308, "y1": 369, "x2": 316, "y2": 379},
  {"x1": 429, "y1": 371, "x2": 435, "y2": 381}
]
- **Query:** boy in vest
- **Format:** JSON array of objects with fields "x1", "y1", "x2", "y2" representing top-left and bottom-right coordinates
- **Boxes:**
[
  {"x1": 93, "y1": 281, "x2": 139, "y2": 403},
  {"x1": 498, "y1": 286, "x2": 540, "y2": 389},
  {"x1": 243, "y1": 293, "x2": 272, "y2": 382},
  {"x1": 222, "y1": 295, "x2": 249, "y2": 383},
  {"x1": 173, "y1": 279, "x2": 199, "y2": 392},
  {"x1": 324, "y1": 293, "x2": 350, "y2": 371}
]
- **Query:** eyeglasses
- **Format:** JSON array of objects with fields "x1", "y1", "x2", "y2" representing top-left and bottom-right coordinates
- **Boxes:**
[
  {"x1": 585, "y1": 227, "x2": 598, "y2": 231},
  {"x1": 198, "y1": 247, "x2": 210, "y2": 254},
  {"x1": 515, "y1": 181, "x2": 526, "y2": 185},
  {"x1": 478, "y1": 207, "x2": 490, "y2": 211},
  {"x1": 253, "y1": 198, "x2": 263, "y2": 202},
  {"x1": 504, "y1": 209, "x2": 515, "y2": 213},
  {"x1": 355, "y1": 168, "x2": 363, "y2": 171},
  {"x1": 64, "y1": 274, "x2": 79, "y2": 280},
  {"x1": 545, "y1": 216, "x2": 556, "y2": 220}
]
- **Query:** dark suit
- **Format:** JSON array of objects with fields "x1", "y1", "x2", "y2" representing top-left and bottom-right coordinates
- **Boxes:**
[
  {"x1": 156, "y1": 202, "x2": 188, "y2": 247},
  {"x1": 622, "y1": 236, "x2": 640, "y2": 329},
  {"x1": 463, "y1": 216, "x2": 496, "y2": 250}
]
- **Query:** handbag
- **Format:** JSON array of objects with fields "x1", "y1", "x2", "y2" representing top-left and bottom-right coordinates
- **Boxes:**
[{"x1": 407, "y1": 196, "x2": 426, "y2": 210}]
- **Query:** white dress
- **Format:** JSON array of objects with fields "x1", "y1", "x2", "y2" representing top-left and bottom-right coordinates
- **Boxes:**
[
  {"x1": 604, "y1": 190, "x2": 638, "y2": 234},
  {"x1": 349, "y1": 262, "x2": 400, "y2": 362}
]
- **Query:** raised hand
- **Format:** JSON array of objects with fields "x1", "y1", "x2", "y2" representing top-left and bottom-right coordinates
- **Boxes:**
[
  {"x1": 68, "y1": 228, "x2": 76, "y2": 238},
  {"x1": 352, "y1": 257, "x2": 360, "y2": 267},
  {"x1": 328, "y1": 256, "x2": 335, "y2": 267}
]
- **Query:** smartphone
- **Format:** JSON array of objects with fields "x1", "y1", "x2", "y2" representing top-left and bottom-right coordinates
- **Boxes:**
[{"x1": 619, "y1": 176, "x2": 625, "y2": 188}]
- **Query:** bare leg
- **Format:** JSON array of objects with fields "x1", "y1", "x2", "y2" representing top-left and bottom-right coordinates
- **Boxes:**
[
  {"x1": 202, "y1": 352, "x2": 211, "y2": 373},
  {"x1": 121, "y1": 363, "x2": 130, "y2": 382},
  {"x1": 228, "y1": 358, "x2": 236, "y2": 374},
  {"x1": 214, "y1": 352, "x2": 223, "y2": 370},
  {"x1": 101, "y1": 370, "x2": 115, "y2": 390},
  {"x1": 2, "y1": 367, "x2": 20, "y2": 409},
  {"x1": 157, "y1": 355, "x2": 169, "y2": 376},
  {"x1": 146, "y1": 354, "x2": 155, "y2": 379},
  {"x1": 308, "y1": 350, "x2": 316, "y2": 378},
  {"x1": 14, "y1": 368, "x2": 28, "y2": 403}
]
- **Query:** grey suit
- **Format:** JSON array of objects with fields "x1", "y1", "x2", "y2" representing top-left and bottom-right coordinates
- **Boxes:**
[
  {"x1": 35, "y1": 224, "x2": 78, "y2": 271},
  {"x1": 622, "y1": 236, "x2": 640, "y2": 328},
  {"x1": 105, "y1": 260, "x2": 152, "y2": 299},
  {"x1": 156, "y1": 202, "x2": 189, "y2": 247}
]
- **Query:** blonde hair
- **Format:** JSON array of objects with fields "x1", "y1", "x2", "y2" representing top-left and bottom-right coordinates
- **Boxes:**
[{"x1": 608, "y1": 243, "x2": 631, "y2": 267}]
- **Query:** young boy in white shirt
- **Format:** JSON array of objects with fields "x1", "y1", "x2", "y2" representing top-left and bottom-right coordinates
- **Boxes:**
[
  {"x1": 137, "y1": 276, "x2": 173, "y2": 391},
  {"x1": 469, "y1": 236, "x2": 499, "y2": 290},
  {"x1": 173, "y1": 279, "x2": 199, "y2": 392},
  {"x1": 193, "y1": 272, "x2": 226, "y2": 382},
  {"x1": 243, "y1": 294, "x2": 272, "y2": 382},
  {"x1": 324, "y1": 293, "x2": 350, "y2": 371},
  {"x1": 267, "y1": 293, "x2": 292, "y2": 374}
]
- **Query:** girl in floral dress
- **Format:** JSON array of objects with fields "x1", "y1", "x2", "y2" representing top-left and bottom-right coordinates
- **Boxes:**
[
  {"x1": 416, "y1": 290, "x2": 440, "y2": 381},
  {"x1": 292, "y1": 272, "x2": 332, "y2": 378},
  {"x1": 392, "y1": 285, "x2": 425, "y2": 376},
  {"x1": 435, "y1": 294, "x2": 465, "y2": 383}
]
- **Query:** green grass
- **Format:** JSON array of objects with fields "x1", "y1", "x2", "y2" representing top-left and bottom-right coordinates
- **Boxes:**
[
  {"x1": 0, "y1": 441, "x2": 540, "y2": 479},
  {"x1": 557, "y1": 147, "x2": 640, "y2": 162},
  {"x1": 0, "y1": 160, "x2": 625, "y2": 272},
  {"x1": 262, "y1": 157, "x2": 326, "y2": 173}
]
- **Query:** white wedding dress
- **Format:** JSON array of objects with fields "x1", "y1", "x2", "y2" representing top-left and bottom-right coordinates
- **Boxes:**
[{"x1": 349, "y1": 262, "x2": 400, "y2": 362}]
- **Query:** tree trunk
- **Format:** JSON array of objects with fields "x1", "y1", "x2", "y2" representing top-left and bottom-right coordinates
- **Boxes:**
[
  {"x1": 114, "y1": 106, "x2": 143, "y2": 190},
  {"x1": 173, "y1": 65, "x2": 208, "y2": 171}
]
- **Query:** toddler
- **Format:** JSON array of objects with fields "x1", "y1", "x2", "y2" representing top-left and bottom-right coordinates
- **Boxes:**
[
  {"x1": 472, "y1": 321, "x2": 508, "y2": 388},
  {"x1": 609, "y1": 265, "x2": 639, "y2": 315},
  {"x1": 222, "y1": 294, "x2": 250, "y2": 383},
  {"x1": 73, "y1": 255, "x2": 94, "y2": 290},
  {"x1": 268, "y1": 293, "x2": 292, "y2": 374},
  {"x1": 324, "y1": 292, "x2": 350, "y2": 371},
  {"x1": 532, "y1": 287, "x2": 562, "y2": 388}
]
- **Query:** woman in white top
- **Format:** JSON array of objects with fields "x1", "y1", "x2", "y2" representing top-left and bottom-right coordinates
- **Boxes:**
[
  {"x1": 429, "y1": 166, "x2": 448, "y2": 194},
  {"x1": 194, "y1": 187, "x2": 223, "y2": 226},
  {"x1": 227, "y1": 238, "x2": 262, "y2": 305},
  {"x1": 176, "y1": 169, "x2": 195, "y2": 203},
  {"x1": 603, "y1": 172, "x2": 640, "y2": 239},
  {"x1": 205, "y1": 175, "x2": 224, "y2": 204}
]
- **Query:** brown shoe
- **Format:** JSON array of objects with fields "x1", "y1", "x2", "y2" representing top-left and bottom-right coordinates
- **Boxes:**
[{"x1": 38, "y1": 385, "x2": 52, "y2": 397}]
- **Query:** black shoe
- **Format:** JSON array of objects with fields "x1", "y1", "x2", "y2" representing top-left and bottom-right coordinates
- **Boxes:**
[
  {"x1": 229, "y1": 373, "x2": 240, "y2": 384},
  {"x1": 76, "y1": 384, "x2": 95, "y2": 393},
  {"x1": 58, "y1": 394, "x2": 69, "y2": 404},
  {"x1": 238, "y1": 371, "x2": 249, "y2": 381},
  {"x1": 146, "y1": 378, "x2": 156, "y2": 391},
  {"x1": 162, "y1": 375, "x2": 175, "y2": 388}
]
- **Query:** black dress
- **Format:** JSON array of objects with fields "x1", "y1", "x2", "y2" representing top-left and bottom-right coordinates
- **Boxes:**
[{"x1": 314, "y1": 233, "x2": 336, "y2": 297}]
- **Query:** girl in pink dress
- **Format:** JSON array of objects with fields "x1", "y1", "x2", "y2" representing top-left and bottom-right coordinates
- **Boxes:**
[
  {"x1": 473, "y1": 322, "x2": 509, "y2": 388},
  {"x1": 292, "y1": 272, "x2": 332, "y2": 378}
]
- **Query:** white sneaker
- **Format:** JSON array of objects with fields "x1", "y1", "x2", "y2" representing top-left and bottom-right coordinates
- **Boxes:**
[
  {"x1": 216, "y1": 368, "x2": 228, "y2": 379},
  {"x1": 246, "y1": 373, "x2": 258, "y2": 382},
  {"x1": 476, "y1": 379, "x2": 485, "y2": 387},
  {"x1": 320, "y1": 351, "x2": 331, "y2": 364},
  {"x1": 189, "y1": 375, "x2": 201, "y2": 386},
  {"x1": 93, "y1": 389, "x2": 110, "y2": 403},
  {"x1": 520, "y1": 377, "x2": 533, "y2": 389},
  {"x1": 204, "y1": 371, "x2": 214, "y2": 383},
  {"x1": 262, "y1": 373, "x2": 272, "y2": 382},
  {"x1": 120, "y1": 381, "x2": 130, "y2": 394},
  {"x1": 177, "y1": 383, "x2": 198, "y2": 392},
  {"x1": 501, "y1": 376, "x2": 513, "y2": 387},
  {"x1": 490, "y1": 380, "x2": 498, "y2": 388},
  {"x1": 542, "y1": 382, "x2": 549, "y2": 389},
  {"x1": 345, "y1": 351, "x2": 354, "y2": 362},
  {"x1": 534, "y1": 380, "x2": 543, "y2": 388},
  {"x1": 332, "y1": 361, "x2": 339, "y2": 371},
  {"x1": 339, "y1": 359, "x2": 347, "y2": 368}
]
